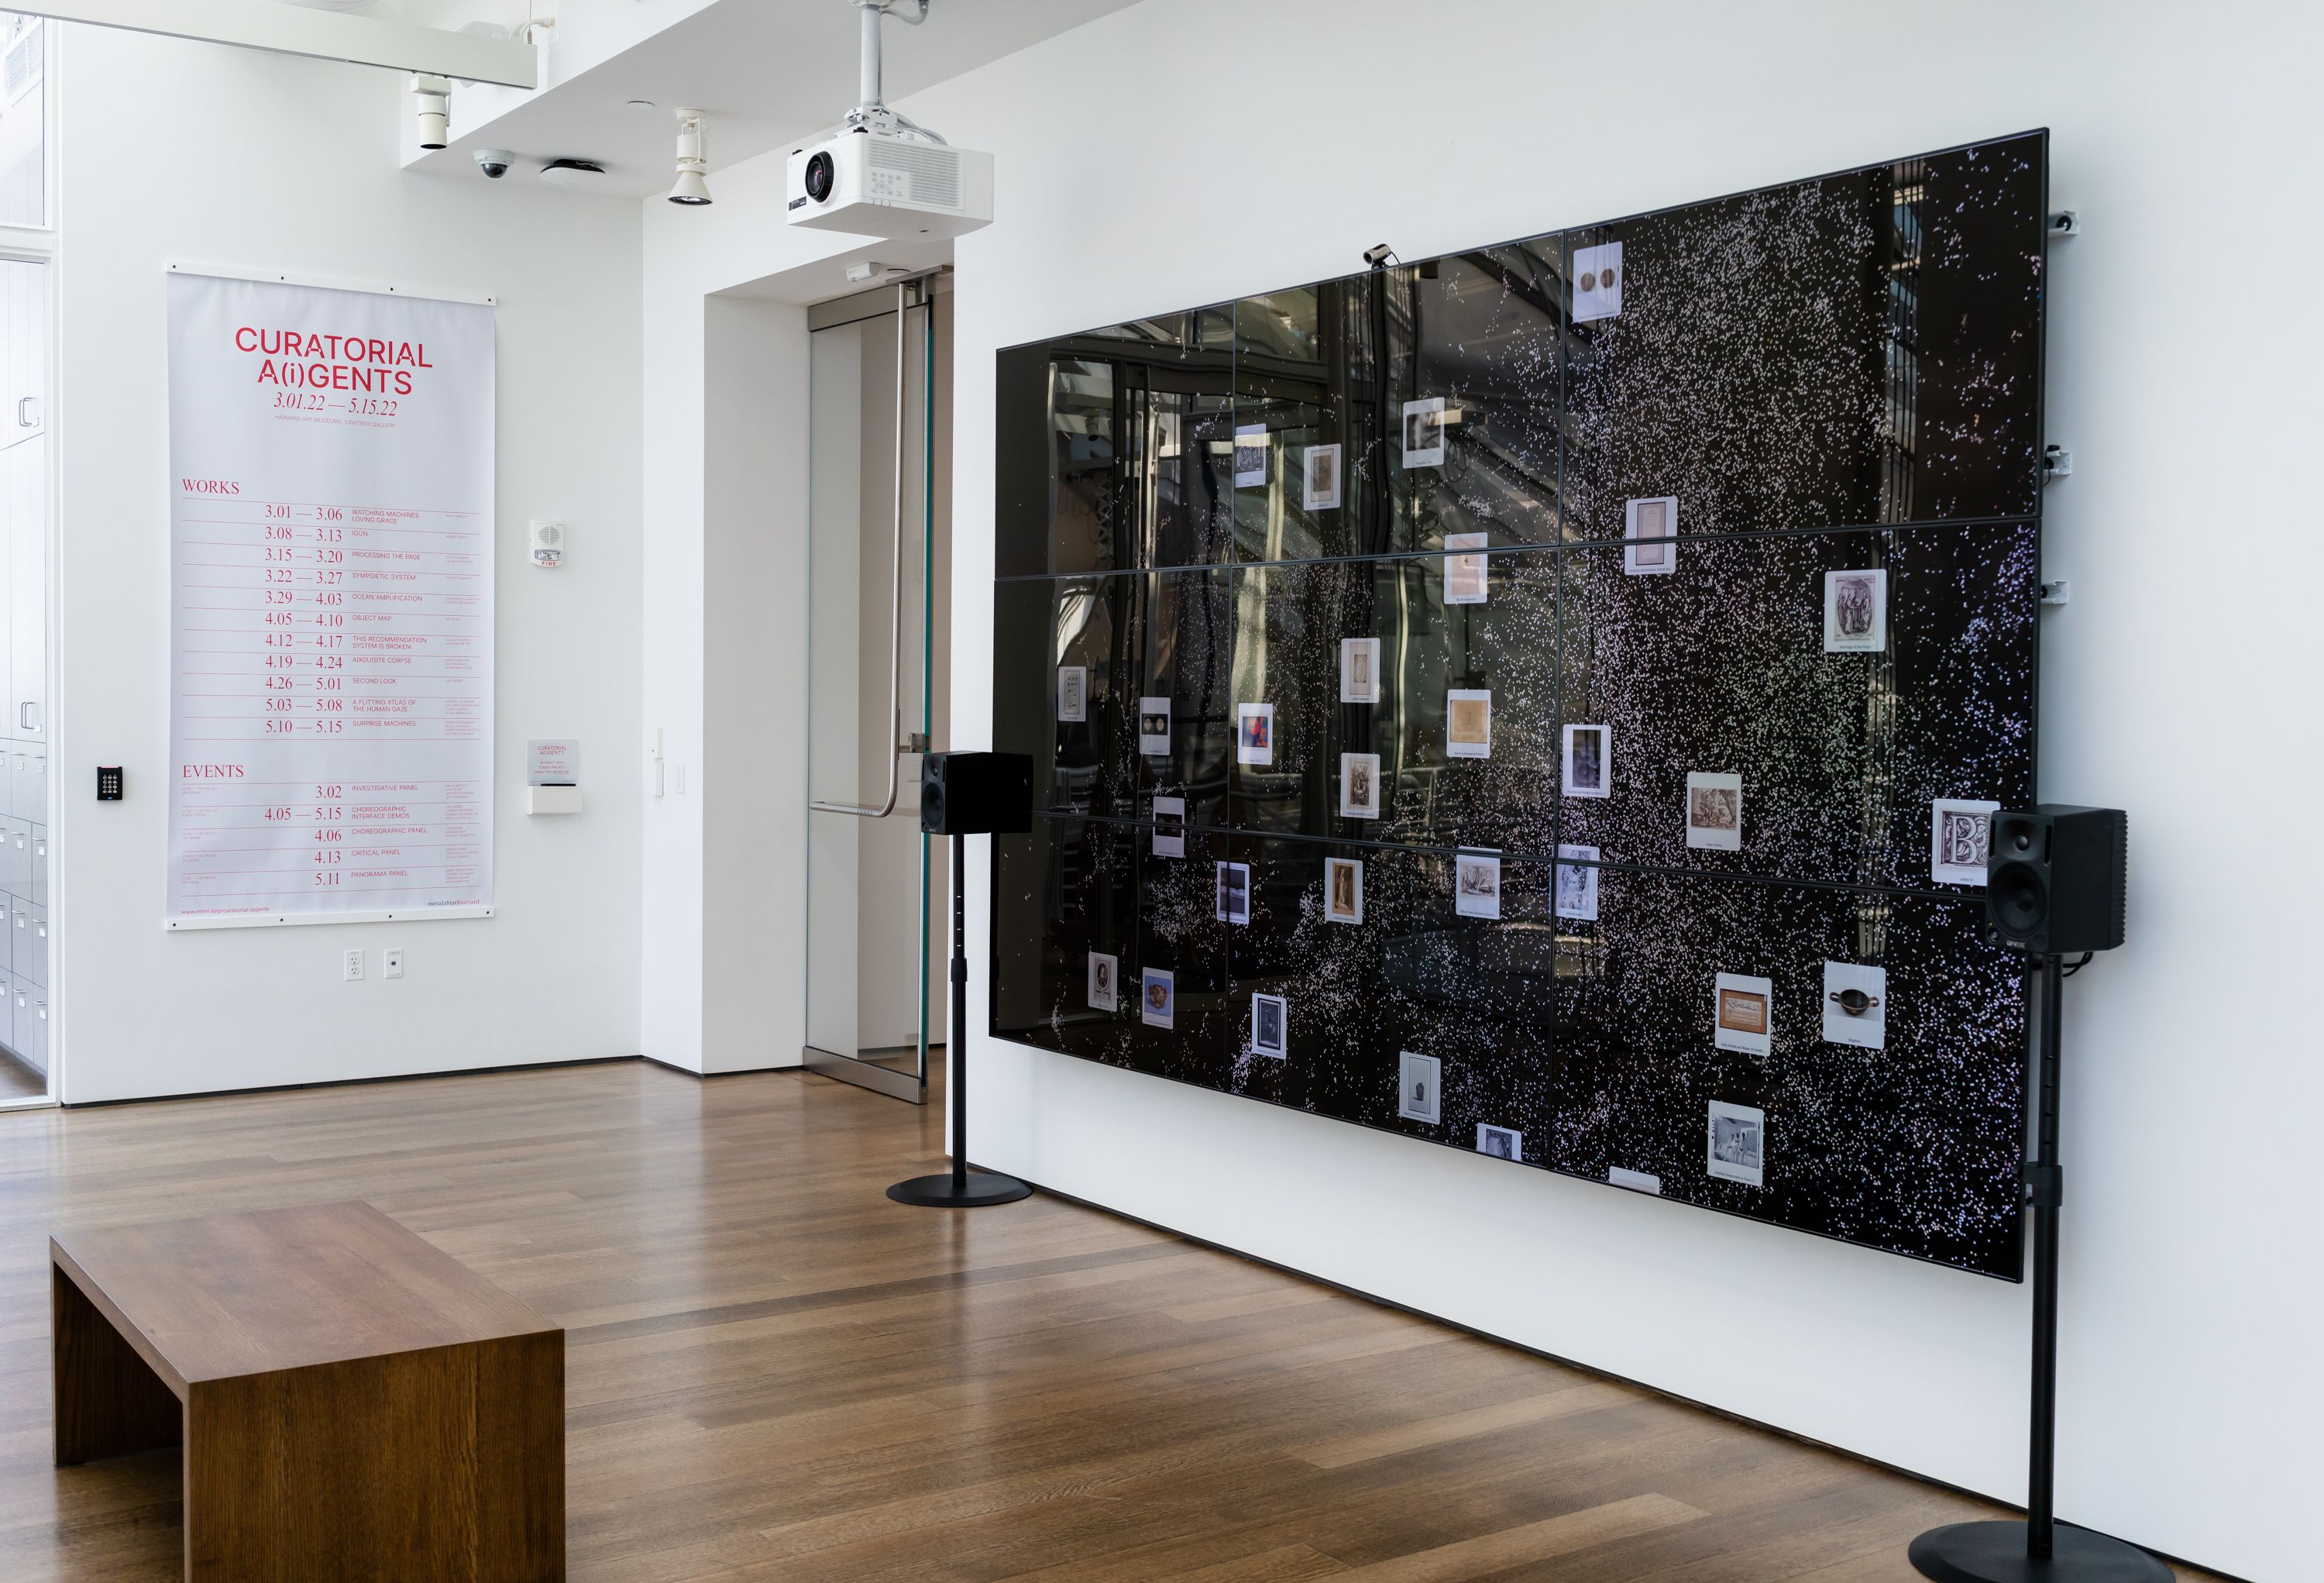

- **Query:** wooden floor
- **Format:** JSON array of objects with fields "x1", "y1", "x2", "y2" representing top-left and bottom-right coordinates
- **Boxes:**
[
  {"x1": 0, "y1": 1053, "x2": 42, "y2": 1103},
  {"x1": 0, "y1": 1062, "x2": 2215, "y2": 1582}
]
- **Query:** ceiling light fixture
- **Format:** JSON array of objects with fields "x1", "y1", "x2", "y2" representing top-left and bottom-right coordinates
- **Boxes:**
[
  {"x1": 669, "y1": 108, "x2": 711, "y2": 206},
  {"x1": 411, "y1": 74, "x2": 451, "y2": 150}
]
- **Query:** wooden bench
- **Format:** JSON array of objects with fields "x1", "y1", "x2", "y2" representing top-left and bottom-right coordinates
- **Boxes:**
[{"x1": 51, "y1": 1200, "x2": 564, "y2": 1582}]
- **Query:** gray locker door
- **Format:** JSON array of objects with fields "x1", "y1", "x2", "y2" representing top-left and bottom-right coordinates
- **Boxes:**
[
  {"x1": 3, "y1": 257, "x2": 43, "y2": 446},
  {"x1": 3, "y1": 437, "x2": 39, "y2": 742},
  {"x1": 0, "y1": 814, "x2": 22, "y2": 899},
  {"x1": 23, "y1": 990, "x2": 45, "y2": 1076}
]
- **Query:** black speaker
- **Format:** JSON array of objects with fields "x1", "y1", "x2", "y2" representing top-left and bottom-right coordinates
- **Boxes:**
[
  {"x1": 920, "y1": 752, "x2": 1032, "y2": 836},
  {"x1": 1987, "y1": 805, "x2": 2126, "y2": 956}
]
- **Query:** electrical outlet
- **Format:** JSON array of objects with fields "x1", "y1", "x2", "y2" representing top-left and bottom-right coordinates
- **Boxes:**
[
  {"x1": 383, "y1": 948, "x2": 404, "y2": 979},
  {"x1": 342, "y1": 948, "x2": 364, "y2": 982}
]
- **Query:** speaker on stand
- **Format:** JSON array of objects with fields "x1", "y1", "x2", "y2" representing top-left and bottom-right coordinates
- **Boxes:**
[
  {"x1": 887, "y1": 752, "x2": 1035, "y2": 1210},
  {"x1": 1910, "y1": 806, "x2": 2164, "y2": 1583}
]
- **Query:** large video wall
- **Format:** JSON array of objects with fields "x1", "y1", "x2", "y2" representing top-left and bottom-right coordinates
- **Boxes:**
[{"x1": 988, "y1": 133, "x2": 2048, "y2": 1278}]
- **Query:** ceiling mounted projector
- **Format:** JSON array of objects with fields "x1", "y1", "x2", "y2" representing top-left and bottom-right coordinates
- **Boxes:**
[
  {"x1": 786, "y1": 132, "x2": 991, "y2": 238},
  {"x1": 786, "y1": 0, "x2": 991, "y2": 238}
]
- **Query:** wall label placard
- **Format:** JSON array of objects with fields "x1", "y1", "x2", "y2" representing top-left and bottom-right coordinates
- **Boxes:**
[
  {"x1": 165, "y1": 267, "x2": 496, "y2": 928},
  {"x1": 527, "y1": 739, "x2": 577, "y2": 786}
]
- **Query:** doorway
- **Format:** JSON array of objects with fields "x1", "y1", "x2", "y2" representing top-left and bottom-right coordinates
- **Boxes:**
[
  {"x1": 0, "y1": 9, "x2": 49, "y2": 1107},
  {"x1": 803, "y1": 273, "x2": 951, "y2": 1101}
]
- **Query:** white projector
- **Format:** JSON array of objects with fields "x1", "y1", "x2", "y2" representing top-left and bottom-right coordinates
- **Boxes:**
[{"x1": 786, "y1": 130, "x2": 993, "y2": 239}]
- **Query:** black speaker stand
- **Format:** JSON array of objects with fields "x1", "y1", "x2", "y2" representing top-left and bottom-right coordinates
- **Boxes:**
[
  {"x1": 1909, "y1": 955, "x2": 2168, "y2": 1583},
  {"x1": 889, "y1": 831, "x2": 1031, "y2": 1210}
]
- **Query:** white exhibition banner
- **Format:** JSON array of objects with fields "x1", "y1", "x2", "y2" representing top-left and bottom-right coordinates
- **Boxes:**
[{"x1": 165, "y1": 268, "x2": 495, "y2": 927}]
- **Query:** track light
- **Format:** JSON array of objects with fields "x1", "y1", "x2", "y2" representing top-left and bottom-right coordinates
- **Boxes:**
[
  {"x1": 411, "y1": 73, "x2": 450, "y2": 150},
  {"x1": 669, "y1": 108, "x2": 711, "y2": 206}
]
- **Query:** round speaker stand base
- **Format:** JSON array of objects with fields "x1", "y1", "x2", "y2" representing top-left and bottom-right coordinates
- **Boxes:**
[
  {"x1": 886, "y1": 1171, "x2": 1031, "y2": 1209},
  {"x1": 1909, "y1": 1522, "x2": 2174, "y2": 1583}
]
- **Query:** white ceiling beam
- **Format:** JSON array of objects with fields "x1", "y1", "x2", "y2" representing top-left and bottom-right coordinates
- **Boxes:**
[{"x1": 17, "y1": 0, "x2": 538, "y2": 89}]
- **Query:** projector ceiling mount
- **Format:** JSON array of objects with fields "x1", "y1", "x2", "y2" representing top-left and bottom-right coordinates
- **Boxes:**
[{"x1": 842, "y1": 0, "x2": 947, "y2": 146}]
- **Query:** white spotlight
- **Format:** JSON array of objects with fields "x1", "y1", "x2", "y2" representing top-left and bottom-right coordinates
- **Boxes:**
[
  {"x1": 411, "y1": 73, "x2": 450, "y2": 150},
  {"x1": 670, "y1": 108, "x2": 711, "y2": 206}
]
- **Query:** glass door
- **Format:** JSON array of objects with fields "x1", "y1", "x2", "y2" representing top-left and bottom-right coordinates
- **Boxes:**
[
  {"x1": 0, "y1": 11, "x2": 49, "y2": 1107},
  {"x1": 803, "y1": 276, "x2": 948, "y2": 1102},
  {"x1": 0, "y1": 254, "x2": 46, "y2": 1106}
]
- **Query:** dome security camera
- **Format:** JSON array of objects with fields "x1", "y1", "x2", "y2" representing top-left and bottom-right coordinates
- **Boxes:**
[{"x1": 475, "y1": 150, "x2": 514, "y2": 179}]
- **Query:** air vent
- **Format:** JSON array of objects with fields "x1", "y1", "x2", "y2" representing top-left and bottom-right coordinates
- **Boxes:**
[
  {"x1": 5, "y1": 22, "x2": 42, "y2": 99},
  {"x1": 867, "y1": 139, "x2": 961, "y2": 211}
]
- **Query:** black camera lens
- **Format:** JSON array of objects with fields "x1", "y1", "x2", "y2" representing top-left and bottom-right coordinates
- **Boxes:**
[{"x1": 805, "y1": 151, "x2": 835, "y2": 204}]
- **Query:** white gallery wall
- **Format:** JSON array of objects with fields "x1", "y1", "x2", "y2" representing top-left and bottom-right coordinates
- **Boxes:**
[
  {"x1": 910, "y1": 3, "x2": 2319, "y2": 1578},
  {"x1": 639, "y1": 153, "x2": 818, "y2": 1075},
  {"x1": 53, "y1": 25, "x2": 645, "y2": 1100},
  {"x1": 698, "y1": 291, "x2": 810, "y2": 1069},
  {"x1": 636, "y1": 150, "x2": 937, "y2": 1074}
]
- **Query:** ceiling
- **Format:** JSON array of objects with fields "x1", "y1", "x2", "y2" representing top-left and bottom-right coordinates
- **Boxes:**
[{"x1": 407, "y1": 0, "x2": 1139, "y2": 197}]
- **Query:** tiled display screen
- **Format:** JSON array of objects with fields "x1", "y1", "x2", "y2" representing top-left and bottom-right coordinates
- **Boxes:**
[{"x1": 990, "y1": 133, "x2": 2047, "y2": 1278}]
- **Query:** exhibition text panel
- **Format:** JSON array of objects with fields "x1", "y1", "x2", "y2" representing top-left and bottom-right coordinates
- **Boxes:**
[{"x1": 165, "y1": 270, "x2": 495, "y2": 925}]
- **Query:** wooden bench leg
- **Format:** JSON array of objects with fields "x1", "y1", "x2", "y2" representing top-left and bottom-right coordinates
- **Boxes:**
[
  {"x1": 53, "y1": 1263, "x2": 184, "y2": 1467},
  {"x1": 184, "y1": 1336, "x2": 563, "y2": 1582}
]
